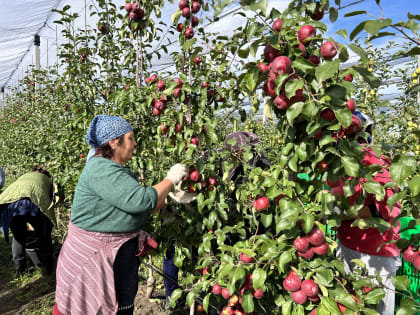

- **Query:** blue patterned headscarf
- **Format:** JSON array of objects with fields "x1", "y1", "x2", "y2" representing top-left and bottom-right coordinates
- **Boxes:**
[{"x1": 86, "y1": 115, "x2": 133, "y2": 148}]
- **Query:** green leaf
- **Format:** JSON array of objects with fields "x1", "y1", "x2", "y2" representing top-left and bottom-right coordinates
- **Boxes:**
[
  {"x1": 278, "y1": 251, "x2": 293, "y2": 273},
  {"x1": 336, "y1": 29, "x2": 348, "y2": 39},
  {"x1": 292, "y1": 57, "x2": 315, "y2": 72},
  {"x1": 364, "y1": 181, "x2": 385, "y2": 201},
  {"x1": 391, "y1": 275, "x2": 410, "y2": 291},
  {"x1": 239, "y1": 45, "x2": 250, "y2": 58},
  {"x1": 302, "y1": 213, "x2": 315, "y2": 234},
  {"x1": 344, "y1": 10, "x2": 367, "y2": 17},
  {"x1": 348, "y1": 43, "x2": 368, "y2": 64},
  {"x1": 350, "y1": 21, "x2": 366, "y2": 40},
  {"x1": 396, "y1": 298, "x2": 418, "y2": 315},
  {"x1": 169, "y1": 289, "x2": 183, "y2": 308},
  {"x1": 408, "y1": 175, "x2": 420, "y2": 196},
  {"x1": 390, "y1": 156, "x2": 417, "y2": 185},
  {"x1": 315, "y1": 59, "x2": 340, "y2": 83},
  {"x1": 252, "y1": 268, "x2": 267, "y2": 289},
  {"x1": 335, "y1": 108, "x2": 352, "y2": 127},
  {"x1": 364, "y1": 288, "x2": 385, "y2": 304},
  {"x1": 364, "y1": 19, "x2": 392, "y2": 36},
  {"x1": 285, "y1": 79, "x2": 304, "y2": 99},
  {"x1": 246, "y1": 68, "x2": 259, "y2": 91},
  {"x1": 329, "y1": 7, "x2": 338, "y2": 22},
  {"x1": 325, "y1": 85, "x2": 347, "y2": 105},
  {"x1": 341, "y1": 156, "x2": 359, "y2": 177},
  {"x1": 354, "y1": 66, "x2": 381, "y2": 88},
  {"x1": 261, "y1": 213, "x2": 273, "y2": 228},
  {"x1": 241, "y1": 290, "x2": 255, "y2": 313},
  {"x1": 286, "y1": 101, "x2": 304, "y2": 125},
  {"x1": 186, "y1": 291, "x2": 195, "y2": 306},
  {"x1": 203, "y1": 293, "x2": 211, "y2": 313},
  {"x1": 249, "y1": 0, "x2": 267, "y2": 15}
]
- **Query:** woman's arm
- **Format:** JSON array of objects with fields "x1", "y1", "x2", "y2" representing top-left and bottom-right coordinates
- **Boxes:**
[{"x1": 151, "y1": 179, "x2": 174, "y2": 212}]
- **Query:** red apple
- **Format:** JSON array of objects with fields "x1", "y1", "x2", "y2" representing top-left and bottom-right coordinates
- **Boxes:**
[
  {"x1": 157, "y1": 80, "x2": 165, "y2": 91},
  {"x1": 154, "y1": 101, "x2": 165, "y2": 111},
  {"x1": 190, "y1": 170, "x2": 200, "y2": 182},
  {"x1": 320, "y1": 108, "x2": 336, "y2": 121},
  {"x1": 307, "y1": 227, "x2": 325, "y2": 246},
  {"x1": 272, "y1": 18, "x2": 283, "y2": 32},
  {"x1": 257, "y1": 62, "x2": 269, "y2": 73},
  {"x1": 252, "y1": 196, "x2": 270, "y2": 211},
  {"x1": 344, "y1": 115, "x2": 362, "y2": 135},
  {"x1": 191, "y1": 136, "x2": 199, "y2": 145},
  {"x1": 150, "y1": 74, "x2": 158, "y2": 82},
  {"x1": 298, "y1": 247, "x2": 314, "y2": 259},
  {"x1": 191, "y1": 1, "x2": 200, "y2": 13},
  {"x1": 174, "y1": 77, "x2": 183, "y2": 88},
  {"x1": 202, "y1": 267, "x2": 208, "y2": 275},
  {"x1": 253, "y1": 288, "x2": 264, "y2": 299},
  {"x1": 125, "y1": 3, "x2": 133, "y2": 12},
  {"x1": 174, "y1": 123, "x2": 182, "y2": 133},
  {"x1": 197, "y1": 304, "x2": 205, "y2": 312},
  {"x1": 178, "y1": 0, "x2": 188, "y2": 9},
  {"x1": 191, "y1": 15, "x2": 199, "y2": 27},
  {"x1": 264, "y1": 43, "x2": 281, "y2": 62},
  {"x1": 290, "y1": 89, "x2": 305, "y2": 104},
  {"x1": 222, "y1": 288, "x2": 230, "y2": 299},
  {"x1": 176, "y1": 23, "x2": 183, "y2": 32},
  {"x1": 344, "y1": 74, "x2": 353, "y2": 82},
  {"x1": 320, "y1": 41, "x2": 338, "y2": 60},
  {"x1": 274, "y1": 94, "x2": 291, "y2": 110},
  {"x1": 310, "y1": 309, "x2": 317, "y2": 315},
  {"x1": 298, "y1": 25, "x2": 316, "y2": 45},
  {"x1": 208, "y1": 177, "x2": 217, "y2": 186},
  {"x1": 152, "y1": 107, "x2": 160, "y2": 116},
  {"x1": 315, "y1": 130, "x2": 323, "y2": 139},
  {"x1": 263, "y1": 80, "x2": 277, "y2": 97},
  {"x1": 212, "y1": 283, "x2": 222, "y2": 295},
  {"x1": 294, "y1": 237, "x2": 309, "y2": 252},
  {"x1": 313, "y1": 241, "x2": 329, "y2": 256},
  {"x1": 188, "y1": 183, "x2": 197, "y2": 193},
  {"x1": 174, "y1": 88, "x2": 182, "y2": 98},
  {"x1": 129, "y1": 11, "x2": 138, "y2": 20},
  {"x1": 240, "y1": 253, "x2": 253, "y2": 263},
  {"x1": 283, "y1": 274, "x2": 301, "y2": 292},
  {"x1": 181, "y1": 7, "x2": 191, "y2": 18},
  {"x1": 297, "y1": 42, "x2": 306, "y2": 56},
  {"x1": 269, "y1": 56, "x2": 292, "y2": 80},
  {"x1": 301, "y1": 279, "x2": 318, "y2": 297},
  {"x1": 310, "y1": 8, "x2": 324, "y2": 21},
  {"x1": 346, "y1": 99, "x2": 356, "y2": 112},
  {"x1": 337, "y1": 303, "x2": 346, "y2": 314},
  {"x1": 79, "y1": 153, "x2": 85, "y2": 158},
  {"x1": 362, "y1": 286, "x2": 372, "y2": 293},
  {"x1": 308, "y1": 55, "x2": 320, "y2": 65},
  {"x1": 221, "y1": 306, "x2": 234, "y2": 315},
  {"x1": 194, "y1": 56, "x2": 202, "y2": 64},
  {"x1": 159, "y1": 123, "x2": 169, "y2": 135},
  {"x1": 292, "y1": 290, "x2": 307, "y2": 304},
  {"x1": 229, "y1": 294, "x2": 239, "y2": 306},
  {"x1": 184, "y1": 27, "x2": 194, "y2": 39}
]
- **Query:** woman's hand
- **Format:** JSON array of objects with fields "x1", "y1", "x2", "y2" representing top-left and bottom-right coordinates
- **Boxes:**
[
  {"x1": 165, "y1": 164, "x2": 188, "y2": 185},
  {"x1": 168, "y1": 183, "x2": 197, "y2": 204}
]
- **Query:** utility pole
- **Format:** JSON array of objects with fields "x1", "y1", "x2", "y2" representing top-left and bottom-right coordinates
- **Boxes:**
[{"x1": 34, "y1": 35, "x2": 41, "y2": 91}]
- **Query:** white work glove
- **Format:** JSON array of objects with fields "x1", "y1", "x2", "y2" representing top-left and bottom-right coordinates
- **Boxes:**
[
  {"x1": 165, "y1": 163, "x2": 188, "y2": 185},
  {"x1": 168, "y1": 183, "x2": 197, "y2": 204}
]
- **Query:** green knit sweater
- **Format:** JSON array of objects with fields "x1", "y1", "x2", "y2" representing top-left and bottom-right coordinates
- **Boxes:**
[
  {"x1": 0, "y1": 172, "x2": 55, "y2": 224},
  {"x1": 71, "y1": 157, "x2": 157, "y2": 232}
]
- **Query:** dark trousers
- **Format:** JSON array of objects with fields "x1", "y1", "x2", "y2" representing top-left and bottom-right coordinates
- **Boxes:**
[
  {"x1": 163, "y1": 246, "x2": 179, "y2": 298},
  {"x1": 114, "y1": 237, "x2": 140, "y2": 315},
  {"x1": 10, "y1": 212, "x2": 53, "y2": 275}
]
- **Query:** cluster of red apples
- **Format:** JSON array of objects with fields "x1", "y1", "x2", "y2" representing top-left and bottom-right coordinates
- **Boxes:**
[
  {"x1": 125, "y1": 2, "x2": 145, "y2": 21},
  {"x1": 183, "y1": 165, "x2": 217, "y2": 193},
  {"x1": 176, "y1": 0, "x2": 201, "y2": 39},
  {"x1": 260, "y1": 15, "x2": 338, "y2": 111},
  {"x1": 283, "y1": 271, "x2": 319, "y2": 306},
  {"x1": 213, "y1": 274, "x2": 263, "y2": 315},
  {"x1": 293, "y1": 225, "x2": 329, "y2": 259}
]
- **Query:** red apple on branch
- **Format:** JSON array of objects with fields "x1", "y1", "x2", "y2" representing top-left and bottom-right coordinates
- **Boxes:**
[
  {"x1": 320, "y1": 41, "x2": 338, "y2": 60},
  {"x1": 346, "y1": 99, "x2": 356, "y2": 112},
  {"x1": 292, "y1": 290, "x2": 307, "y2": 304},
  {"x1": 272, "y1": 19, "x2": 283, "y2": 32},
  {"x1": 301, "y1": 279, "x2": 318, "y2": 297},
  {"x1": 298, "y1": 25, "x2": 316, "y2": 45},
  {"x1": 252, "y1": 196, "x2": 270, "y2": 211}
]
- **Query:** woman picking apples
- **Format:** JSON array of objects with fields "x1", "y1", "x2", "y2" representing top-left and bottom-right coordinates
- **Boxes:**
[
  {"x1": 53, "y1": 115, "x2": 188, "y2": 315},
  {"x1": 333, "y1": 112, "x2": 401, "y2": 315}
]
